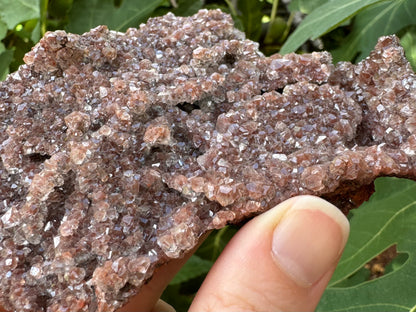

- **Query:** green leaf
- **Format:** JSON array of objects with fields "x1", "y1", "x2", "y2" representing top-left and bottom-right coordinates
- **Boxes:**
[
  {"x1": 0, "y1": 19, "x2": 6, "y2": 41},
  {"x1": 401, "y1": 26, "x2": 416, "y2": 71},
  {"x1": 170, "y1": 0, "x2": 203, "y2": 16},
  {"x1": 237, "y1": 0, "x2": 264, "y2": 41},
  {"x1": 317, "y1": 177, "x2": 416, "y2": 312},
  {"x1": 0, "y1": 0, "x2": 40, "y2": 29},
  {"x1": 330, "y1": 266, "x2": 371, "y2": 288},
  {"x1": 6, "y1": 33, "x2": 34, "y2": 72},
  {"x1": 169, "y1": 255, "x2": 213, "y2": 286},
  {"x1": 161, "y1": 284, "x2": 193, "y2": 312},
  {"x1": 264, "y1": 17, "x2": 287, "y2": 45},
  {"x1": 384, "y1": 252, "x2": 409, "y2": 275},
  {"x1": 288, "y1": 0, "x2": 329, "y2": 14},
  {"x1": 48, "y1": 0, "x2": 73, "y2": 18},
  {"x1": 30, "y1": 19, "x2": 41, "y2": 43},
  {"x1": 280, "y1": 0, "x2": 386, "y2": 54},
  {"x1": 66, "y1": 0, "x2": 164, "y2": 34},
  {"x1": 13, "y1": 19, "x2": 38, "y2": 41},
  {"x1": 332, "y1": 0, "x2": 416, "y2": 63},
  {"x1": 152, "y1": 0, "x2": 203, "y2": 18},
  {"x1": 0, "y1": 49, "x2": 14, "y2": 81},
  {"x1": 0, "y1": 19, "x2": 6, "y2": 54},
  {"x1": 196, "y1": 226, "x2": 238, "y2": 261}
]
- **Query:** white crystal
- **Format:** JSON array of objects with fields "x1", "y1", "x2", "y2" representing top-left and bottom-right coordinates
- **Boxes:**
[
  {"x1": 99, "y1": 86, "x2": 108, "y2": 98},
  {"x1": 44, "y1": 221, "x2": 52, "y2": 232},
  {"x1": 376, "y1": 104, "x2": 385, "y2": 112},
  {"x1": 30, "y1": 266, "x2": 41, "y2": 277},
  {"x1": 316, "y1": 135, "x2": 326, "y2": 144},
  {"x1": 272, "y1": 153, "x2": 288, "y2": 161},
  {"x1": 53, "y1": 236, "x2": 60, "y2": 248}
]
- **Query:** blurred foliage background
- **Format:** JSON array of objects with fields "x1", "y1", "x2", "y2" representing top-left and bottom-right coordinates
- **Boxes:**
[
  {"x1": 1, "y1": 0, "x2": 416, "y2": 311},
  {"x1": 2, "y1": 0, "x2": 416, "y2": 81}
]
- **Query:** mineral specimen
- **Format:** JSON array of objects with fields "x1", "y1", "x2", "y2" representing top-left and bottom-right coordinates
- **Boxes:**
[{"x1": 1, "y1": 8, "x2": 416, "y2": 312}]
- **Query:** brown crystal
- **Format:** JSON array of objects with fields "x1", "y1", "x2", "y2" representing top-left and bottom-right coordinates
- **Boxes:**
[{"x1": 1, "y1": 9, "x2": 416, "y2": 312}]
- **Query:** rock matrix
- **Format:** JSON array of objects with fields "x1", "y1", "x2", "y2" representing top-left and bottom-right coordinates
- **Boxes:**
[{"x1": 1, "y1": 9, "x2": 416, "y2": 312}]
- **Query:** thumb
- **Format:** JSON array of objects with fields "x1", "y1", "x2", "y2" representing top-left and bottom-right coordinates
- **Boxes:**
[{"x1": 189, "y1": 195, "x2": 350, "y2": 312}]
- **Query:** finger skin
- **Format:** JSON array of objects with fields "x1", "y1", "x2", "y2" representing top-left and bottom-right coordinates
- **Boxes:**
[
  {"x1": 0, "y1": 195, "x2": 348, "y2": 312},
  {"x1": 189, "y1": 195, "x2": 349, "y2": 312}
]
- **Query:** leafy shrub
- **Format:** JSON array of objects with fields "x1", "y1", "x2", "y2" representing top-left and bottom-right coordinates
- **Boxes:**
[{"x1": 1, "y1": 0, "x2": 416, "y2": 311}]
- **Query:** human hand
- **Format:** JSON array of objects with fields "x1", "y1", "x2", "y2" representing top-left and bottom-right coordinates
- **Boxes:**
[
  {"x1": 119, "y1": 195, "x2": 350, "y2": 312},
  {"x1": 0, "y1": 195, "x2": 348, "y2": 312}
]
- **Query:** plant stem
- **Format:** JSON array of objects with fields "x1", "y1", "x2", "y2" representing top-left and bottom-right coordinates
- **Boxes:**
[
  {"x1": 266, "y1": 0, "x2": 279, "y2": 38},
  {"x1": 40, "y1": 0, "x2": 49, "y2": 36},
  {"x1": 212, "y1": 226, "x2": 228, "y2": 261},
  {"x1": 170, "y1": 0, "x2": 178, "y2": 8},
  {"x1": 224, "y1": 0, "x2": 238, "y2": 17},
  {"x1": 280, "y1": 11, "x2": 294, "y2": 43},
  {"x1": 270, "y1": 0, "x2": 279, "y2": 24}
]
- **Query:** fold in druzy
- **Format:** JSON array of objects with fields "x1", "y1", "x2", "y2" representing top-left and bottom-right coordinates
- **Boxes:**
[{"x1": 1, "y1": 9, "x2": 416, "y2": 312}]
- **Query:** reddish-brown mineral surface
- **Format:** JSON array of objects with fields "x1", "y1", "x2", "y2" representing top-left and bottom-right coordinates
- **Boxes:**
[{"x1": 1, "y1": 9, "x2": 416, "y2": 312}]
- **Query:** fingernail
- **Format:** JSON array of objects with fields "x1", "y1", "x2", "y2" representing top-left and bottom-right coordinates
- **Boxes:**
[{"x1": 271, "y1": 196, "x2": 349, "y2": 287}]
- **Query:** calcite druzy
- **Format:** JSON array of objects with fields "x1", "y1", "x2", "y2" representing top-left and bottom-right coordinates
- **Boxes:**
[{"x1": 1, "y1": 9, "x2": 416, "y2": 312}]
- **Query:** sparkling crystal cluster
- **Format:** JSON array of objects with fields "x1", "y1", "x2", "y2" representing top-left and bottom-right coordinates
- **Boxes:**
[{"x1": 1, "y1": 9, "x2": 416, "y2": 312}]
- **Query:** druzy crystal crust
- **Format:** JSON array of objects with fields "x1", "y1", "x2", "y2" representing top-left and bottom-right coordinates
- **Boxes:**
[{"x1": 1, "y1": 9, "x2": 416, "y2": 312}]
